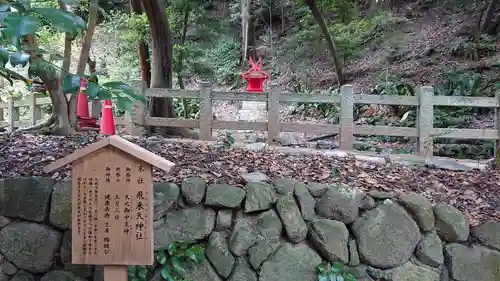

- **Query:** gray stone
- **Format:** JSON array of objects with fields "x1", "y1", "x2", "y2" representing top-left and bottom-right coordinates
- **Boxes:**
[
  {"x1": 276, "y1": 194, "x2": 308, "y2": 243},
  {"x1": 10, "y1": 271, "x2": 34, "y2": 281},
  {"x1": 315, "y1": 187, "x2": 363, "y2": 224},
  {"x1": 0, "y1": 178, "x2": 55, "y2": 222},
  {"x1": 367, "y1": 191, "x2": 395, "y2": 199},
  {"x1": 244, "y1": 182, "x2": 277, "y2": 212},
  {"x1": 181, "y1": 177, "x2": 206, "y2": 206},
  {"x1": 63, "y1": 265, "x2": 94, "y2": 278},
  {"x1": 154, "y1": 207, "x2": 215, "y2": 249},
  {"x1": 0, "y1": 222, "x2": 61, "y2": 273},
  {"x1": 444, "y1": 243, "x2": 500, "y2": 281},
  {"x1": 259, "y1": 243, "x2": 321, "y2": 281},
  {"x1": 215, "y1": 209, "x2": 233, "y2": 230},
  {"x1": 183, "y1": 257, "x2": 222, "y2": 281},
  {"x1": 472, "y1": 222, "x2": 500, "y2": 251},
  {"x1": 394, "y1": 262, "x2": 440, "y2": 281},
  {"x1": 294, "y1": 182, "x2": 316, "y2": 221},
  {"x1": 228, "y1": 259, "x2": 257, "y2": 281},
  {"x1": 433, "y1": 203, "x2": 469, "y2": 242},
  {"x1": 308, "y1": 219, "x2": 349, "y2": 263},
  {"x1": 415, "y1": 232, "x2": 444, "y2": 267},
  {"x1": 0, "y1": 269, "x2": 8, "y2": 281},
  {"x1": 273, "y1": 178, "x2": 298, "y2": 195},
  {"x1": 360, "y1": 196, "x2": 376, "y2": 210},
  {"x1": 60, "y1": 231, "x2": 72, "y2": 264},
  {"x1": 352, "y1": 201, "x2": 420, "y2": 268},
  {"x1": 398, "y1": 192, "x2": 435, "y2": 232},
  {"x1": 229, "y1": 221, "x2": 257, "y2": 256},
  {"x1": 0, "y1": 216, "x2": 10, "y2": 228},
  {"x1": 49, "y1": 181, "x2": 72, "y2": 229},
  {"x1": 2, "y1": 261, "x2": 17, "y2": 275},
  {"x1": 93, "y1": 266, "x2": 104, "y2": 281},
  {"x1": 307, "y1": 183, "x2": 329, "y2": 197},
  {"x1": 346, "y1": 265, "x2": 374, "y2": 281},
  {"x1": 40, "y1": 270, "x2": 85, "y2": 281},
  {"x1": 153, "y1": 182, "x2": 180, "y2": 220},
  {"x1": 242, "y1": 172, "x2": 269, "y2": 183},
  {"x1": 366, "y1": 266, "x2": 395, "y2": 280},
  {"x1": 248, "y1": 242, "x2": 273, "y2": 270},
  {"x1": 206, "y1": 232, "x2": 235, "y2": 278},
  {"x1": 348, "y1": 239, "x2": 360, "y2": 267},
  {"x1": 255, "y1": 209, "x2": 282, "y2": 241},
  {"x1": 205, "y1": 184, "x2": 246, "y2": 208}
]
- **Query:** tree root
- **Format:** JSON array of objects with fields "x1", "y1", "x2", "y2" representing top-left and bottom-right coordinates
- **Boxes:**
[
  {"x1": 307, "y1": 133, "x2": 339, "y2": 142},
  {"x1": 11, "y1": 114, "x2": 55, "y2": 135}
]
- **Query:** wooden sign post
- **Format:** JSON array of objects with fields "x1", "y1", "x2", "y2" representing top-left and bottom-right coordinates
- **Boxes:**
[{"x1": 43, "y1": 136, "x2": 175, "y2": 281}]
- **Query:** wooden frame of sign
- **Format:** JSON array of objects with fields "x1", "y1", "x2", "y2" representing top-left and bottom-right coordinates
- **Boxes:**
[{"x1": 43, "y1": 136, "x2": 175, "y2": 281}]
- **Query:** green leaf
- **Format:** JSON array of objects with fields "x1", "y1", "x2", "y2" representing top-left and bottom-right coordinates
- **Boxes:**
[
  {"x1": 62, "y1": 74, "x2": 81, "y2": 93},
  {"x1": 171, "y1": 256, "x2": 186, "y2": 277},
  {"x1": 168, "y1": 243, "x2": 178, "y2": 256},
  {"x1": 9, "y1": 52, "x2": 30, "y2": 67},
  {"x1": 98, "y1": 88, "x2": 112, "y2": 100},
  {"x1": 137, "y1": 266, "x2": 148, "y2": 280},
  {"x1": 0, "y1": 47, "x2": 9, "y2": 67},
  {"x1": 156, "y1": 250, "x2": 167, "y2": 265},
  {"x1": 185, "y1": 246, "x2": 204, "y2": 263},
  {"x1": 335, "y1": 276, "x2": 344, "y2": 281},
  {"x1": 127, "y1": 266, "x2": 137, "y2": 278},
  {"x1": 318, "y1": 274, "x2": 328, "y2": 281},
  {"x1": 316, "y1": 262, "x2": 329, "y2": 274},
  {"x1": 86, "y1": 83, "x2": 100, "y2": 100},
  {"x1": 160, "y1": 266, "x2": 176, "y2": 281},
  {"x1": 331, "y1": 262, "x2": 343, "y2": 274},
  {"x1": 59, "y1": 0, "x2": 80, "y2": 4},
  {"x1": 31, "y1": 7, "x2": 86, "y2": 33},
  {"x1": 0, "y1": 4, "x2": 10, "y2": 12},
  {"x1": 103, "y1": 81, "x2": 146, "y2": 103},
  {"x1": 3, "y1": 14, "x2": 40, "y2": 36},
  {"x1": 116, "y1": 95, "x2": 133, "y2": 112}
]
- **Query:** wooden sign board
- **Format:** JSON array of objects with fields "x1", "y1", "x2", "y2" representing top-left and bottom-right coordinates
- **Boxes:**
[
  {"x1": 71, "y1": 147, "x2": 153, "y2": 265},
  {"x1": 43, "y1": 136, "x2": 175, "y2": 267}
]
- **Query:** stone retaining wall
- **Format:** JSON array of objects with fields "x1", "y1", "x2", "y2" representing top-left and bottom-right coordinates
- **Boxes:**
[{"x1": 0, "y1": 177, "x2": 499, "y2": 281}]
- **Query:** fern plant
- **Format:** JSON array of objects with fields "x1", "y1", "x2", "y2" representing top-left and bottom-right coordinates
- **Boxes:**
[
  {"x1": 128, "y1": 242, "x2": 205, "y2": 281},
  {"x1": 316, "y1": 262, "x2": 357, "y2": 281}
]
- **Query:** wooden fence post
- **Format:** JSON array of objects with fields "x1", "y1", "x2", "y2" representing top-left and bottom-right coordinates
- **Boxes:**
[
  {"x1": 127, "y1": 81, "x2": 147, "y2": 136},
  {"x1": 7, "y1": 97, "x2": 19, "y2": 132},
  {"x1": 339, "y1": 84, "x2": 354, "y2": 150},
  {"x1": 199, "y1": 82, "x2": 213, "y2": 141},
  {"x1": 417, "y1": 85, "x2": 434, "y2": 158},
  {"x1": 29, "y1": 93, "x2": 42, "y2": 126},
  {"x1": 0, "y1": 106, "x2": 4, "y2": 123},
  {"x1": 267, "y1": 83, "x2": 280, "y2": 144},
  {"x1": 495, "y1": 91, "x2": 500, "y2": 169}
]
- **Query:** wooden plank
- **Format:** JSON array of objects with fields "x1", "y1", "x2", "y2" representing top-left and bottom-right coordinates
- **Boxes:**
[
  {"x1": 212, "y1": 120, "x2": 267, "y2": 131},
  {"x1": 339, "y1": 85, "x2": 354, "y2": 150},
  {"x1": 417, "y1": 86, "x2": 434, "y2": 158},
  {"x1": 431, "y1": 128, "x2": 498, "y2": 140},
  {"x1": 354, "y1": 94, "x2": 419, "y2": 106},
  {"x1": 199, "y1": 82, "x2": 213, "y2": 141},
  {"x1": 432, "y1": 96, "x2": 498, "y2": 108},
  {"x1": 71, "y1": 147, "x2": 153, "y2": 265},
  {"x1": 212, "y1": 91, "x2": 266, "y2": 102},
  {"x1": 281, "y1": 123, "x2": 340, "y2": 134},
  {"x1": 7, "y1": 98, "x2": 18, "y2": 132},
  {"x1": 104, "y1": 266, "x2": 128, "y2": 281},
  {"x1": 280, "y1": 93, "x2": 340, "y2": 103},
  {"x1": 496, "y1": 91, "x2": 500, "y2": 169},
  {"x1": 144, "y1": 117, "x2": 199, "y2": 128},
  {"x1": 354, "y1": 125, "x2": 418, "y2": 137},
  {"x1": 146, "y1": 88, "x2": 199, "y2": 99},
  {"x1": 267, "y1": 84, "x2": 280, "y2": 144}
]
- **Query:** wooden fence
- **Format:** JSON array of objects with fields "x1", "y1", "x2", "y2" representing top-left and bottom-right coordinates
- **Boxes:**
[{"x1": 2, "y1": 83, "x2": 500, "y2": 158}]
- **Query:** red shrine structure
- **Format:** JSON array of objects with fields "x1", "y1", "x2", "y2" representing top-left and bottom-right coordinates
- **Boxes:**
[{"x1": 241, "y1": 57, "x2": 268, "y2": 92}]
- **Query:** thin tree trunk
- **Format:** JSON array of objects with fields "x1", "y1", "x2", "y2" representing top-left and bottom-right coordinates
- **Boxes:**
[
  {"x1": 130, "y1": 0, "x2": 152, "y2": 87},
  {"x1": 304, "y1": 0, "x2": 344, "y2": 85},
  {"x1": 69, "y1": 0, "x2": 100, "y2": 126},
  {"x1": 480, "y1": 0, "x2": 499, "y2": 34},
  {"x1": 178, "y1": 2, "x2": 190, "y2": 118}
]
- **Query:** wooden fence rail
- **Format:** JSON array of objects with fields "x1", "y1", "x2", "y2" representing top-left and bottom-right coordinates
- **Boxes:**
[{"x1": 2, "y1": 84, "x2": 499, "y2": 158}]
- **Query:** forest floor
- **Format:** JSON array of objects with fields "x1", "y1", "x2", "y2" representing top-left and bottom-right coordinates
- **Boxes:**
[{"x1": 1, "y1": 132, "x2": 499, "y2": 226}]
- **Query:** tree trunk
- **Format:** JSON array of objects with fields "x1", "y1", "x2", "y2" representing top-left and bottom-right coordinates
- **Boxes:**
[
  {"x1": 480, "y1": 0, "x2": 499, "y2": 34},
  {"x1": 241, "y1": 0, "x2": 251, "y2": 62},
  {"x1": 130, "y1": 0, "x2": 152, "y2": 87},
  {"x1": 69, "y1": 0, "x2": 100, "y2": 126},
  {"x1": 222, "y1": 0, "x2": 229, "y2": 18},
  {"x1": 141, "y1": 0, "x2": 198, "y2": 138},
  {"x1": 303, "y1": 0, "x2": 345, "y2": 85}
]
